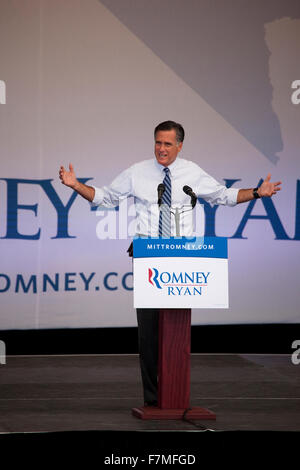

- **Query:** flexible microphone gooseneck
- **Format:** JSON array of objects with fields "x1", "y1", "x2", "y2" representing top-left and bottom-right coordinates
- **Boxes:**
[{"x1": 183, "y1": 185, "x2": 197, "y2": 208}]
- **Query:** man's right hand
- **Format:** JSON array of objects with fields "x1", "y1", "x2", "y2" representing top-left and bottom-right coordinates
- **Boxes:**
[
  {"x1": 58, "y1": 163, "x2": 95, "y2": 202},
  {"x1": 59, "y1": 163, "x2": 78, "y2": 189}
]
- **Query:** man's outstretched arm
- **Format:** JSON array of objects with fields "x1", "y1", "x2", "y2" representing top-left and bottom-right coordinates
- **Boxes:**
[
  {"x1": 59, "y1": 163, "x2": 95, "y2": 202},
  {"x1": 237, "y1": 173, "x2": 282, "y2": 204}
]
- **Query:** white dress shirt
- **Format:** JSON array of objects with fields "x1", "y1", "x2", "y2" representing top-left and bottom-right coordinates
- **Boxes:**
[{"x1": 92, "y1": 158, "x2": 239, "y2": 237}]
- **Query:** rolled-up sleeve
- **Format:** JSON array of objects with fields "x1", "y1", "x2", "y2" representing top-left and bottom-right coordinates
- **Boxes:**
[
  {"x1": 195, "y1": 170, "x2": 239, "y2": 207},
  {"x1": 90, "y1": 167, "x2": 133, "y2": 208}
]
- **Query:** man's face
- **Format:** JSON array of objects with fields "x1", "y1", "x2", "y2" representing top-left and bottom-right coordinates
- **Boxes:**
[{"x1": 154, "y1": 129, "x2": 183, "y2": 167}]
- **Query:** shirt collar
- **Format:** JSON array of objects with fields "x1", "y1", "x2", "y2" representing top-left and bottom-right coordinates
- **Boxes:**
[{"x1": 154, "y1": 157, "x2": 181, "y2": 175}]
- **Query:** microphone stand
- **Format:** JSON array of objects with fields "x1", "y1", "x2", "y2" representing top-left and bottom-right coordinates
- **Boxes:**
[
  {"x1": 171, "y1": 204, "x2": 195, "y2": 237},
  {"x1": 158, "y1": 184, "x2": 197, "y2": 237},
  {"x1": 159, "y1": 203, "x2": 195, "y2": 237}
]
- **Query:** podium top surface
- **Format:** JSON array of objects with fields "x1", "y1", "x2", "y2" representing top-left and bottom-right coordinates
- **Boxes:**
[{"x1": 133, "y1": 237, "x2": 227, "y2": 259}]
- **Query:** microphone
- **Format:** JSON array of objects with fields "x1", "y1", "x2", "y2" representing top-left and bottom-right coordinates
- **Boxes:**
[
  {"x1": 183, "y1": 185, "x2": 197, "y2": 208},
  {"x1": 157, "y1": 183, "x2": 165, "y2": 206}
]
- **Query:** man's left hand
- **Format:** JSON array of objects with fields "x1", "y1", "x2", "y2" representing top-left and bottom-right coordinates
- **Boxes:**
[{"x1": 258, "y1": 173, "x2": 282, "y2": 197}]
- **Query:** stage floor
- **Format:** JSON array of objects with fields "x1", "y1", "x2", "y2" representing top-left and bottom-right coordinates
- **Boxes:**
[{"x1": 0, "y1": 354, "x2": 299, "y2": 432}]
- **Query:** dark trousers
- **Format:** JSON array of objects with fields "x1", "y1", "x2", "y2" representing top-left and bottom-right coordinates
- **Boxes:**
[{"x1": 136, "y1": 308, "x2": 159, "y2": 403}]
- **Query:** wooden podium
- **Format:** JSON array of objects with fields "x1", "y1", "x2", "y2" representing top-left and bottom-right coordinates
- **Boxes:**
[{"x1": 132, "y1": 237, "x2": 228, "y2": 420}]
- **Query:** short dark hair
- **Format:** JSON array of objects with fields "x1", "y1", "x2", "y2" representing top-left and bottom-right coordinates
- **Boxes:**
[{"x1": 154, "y1": 120, "x2": 185, "y2": 143}]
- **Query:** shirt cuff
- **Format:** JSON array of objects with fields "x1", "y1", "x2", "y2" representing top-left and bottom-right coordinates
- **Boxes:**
[
  {"x1": 226, "y1": 187, "x2": 239, "y2": 206},
  {"x1": 90, "y1": 185, "x2": 105, "y2": 206}
]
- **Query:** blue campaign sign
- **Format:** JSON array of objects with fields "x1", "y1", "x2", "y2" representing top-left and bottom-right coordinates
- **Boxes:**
[{"x1": 133, "y1": 237, "x2": 228, "y2": 259}]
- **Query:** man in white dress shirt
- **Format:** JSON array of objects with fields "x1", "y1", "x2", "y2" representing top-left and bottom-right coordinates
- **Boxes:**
[{"x1": 59, "y1": 121, "x2": 281, "y2": 406}]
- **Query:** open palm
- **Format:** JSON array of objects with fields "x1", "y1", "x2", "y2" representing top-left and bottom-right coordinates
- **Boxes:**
[
  {"x1": 59, "y1": 163, "x2": 77, "y2": 188},
  {"x1": 259, "y1": 173, "x2": 282, "y2": 197}
]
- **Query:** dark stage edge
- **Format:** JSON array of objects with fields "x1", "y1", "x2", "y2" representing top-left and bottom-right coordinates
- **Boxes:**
[
  {"x1": 0, "y1": 354, "x2": 299, "y2": 433},
  {"x1": 1, "y1": 323, "x2": 299, "y2": 354}
]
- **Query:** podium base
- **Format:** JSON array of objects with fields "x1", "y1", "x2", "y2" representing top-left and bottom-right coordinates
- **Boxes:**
[{"x1": 131, "y1": 406, "x2": 216, "y2": 420}]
